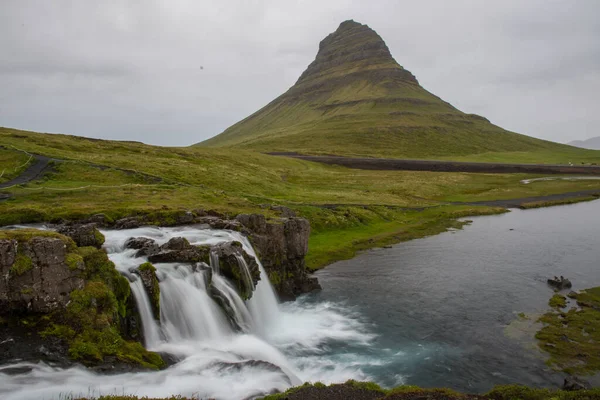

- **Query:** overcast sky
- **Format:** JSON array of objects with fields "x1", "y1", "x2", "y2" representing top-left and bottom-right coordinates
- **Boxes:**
[{"x1": 1, "y1": 0, "x2": 599, "y2": 146}]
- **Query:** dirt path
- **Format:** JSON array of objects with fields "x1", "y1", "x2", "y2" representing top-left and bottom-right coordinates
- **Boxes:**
[
  {"x1": 269, "y1": 153, "x2": 600, "y2": 175},
  {"x1": 0, "y1": 154, "x2": 54, "y2": 189}
]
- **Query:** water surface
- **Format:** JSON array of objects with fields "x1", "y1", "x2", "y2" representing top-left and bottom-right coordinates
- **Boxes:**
[{"x1": 308, "y1": 199, "x2": 600, "y2": 392}]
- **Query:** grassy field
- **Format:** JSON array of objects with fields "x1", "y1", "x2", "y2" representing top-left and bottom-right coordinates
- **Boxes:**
[
  {"x1": 3, "y1": 126, "x2": 600, "y2": 268},
  {"x1": 0, "y1": 145, "x2": 33, "y2": 183}
]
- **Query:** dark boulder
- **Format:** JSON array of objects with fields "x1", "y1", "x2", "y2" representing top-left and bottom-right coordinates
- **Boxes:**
[
  {"x1": 57, "y1": 223, "x2": 105, "y2": 248},
  {"x1": 114, "y1": 217, "x2": 143, "y2": 230},
  {"x1": 147, "y1": 237, "x2": 210, "y2": 264},
  {"x1": 124, "y1": 237, "x2": 160, "y2": 258},
  {"x1": 547, "y1": 277, "x2": 572, "y2": 290}
]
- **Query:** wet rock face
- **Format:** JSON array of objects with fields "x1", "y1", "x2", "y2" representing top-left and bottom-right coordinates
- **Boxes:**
[
  {"x1": 0, "y1": 238, "x2": 85, "y2": 314},
  {"x1": 57, "y1": 223, "x2": 105, "y2": 249},
  {"x1": 124, "y1": 237, "x2": 160, "y2": 258},
  {"x1": 236, "y1": 214, "x2": 321, "y2": 301},
  {"x1": 147, "y1": 237, "x2": 210, "y2": 264},
  {"x1": 136, "y1": 262, "x2": 160, "y2": 321},
  {"x1": 211, "y1": 241, "x2": 260, "y2": 300}
]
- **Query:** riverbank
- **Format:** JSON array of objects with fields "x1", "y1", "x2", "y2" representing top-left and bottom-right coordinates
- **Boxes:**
[{"x1": 64, "y1": 381, "x2": 600, "y2": 399}]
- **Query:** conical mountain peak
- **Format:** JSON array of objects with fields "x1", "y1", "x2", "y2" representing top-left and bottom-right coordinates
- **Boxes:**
[
  {"x1": 199, "y1": 21, "x2": 560, "y2": 161},
  {"x1": 295, "y1": 20, "x2": 417, "y2": 87}
]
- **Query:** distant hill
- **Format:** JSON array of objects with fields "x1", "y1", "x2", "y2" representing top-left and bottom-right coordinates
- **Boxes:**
[
  {"x1": 198, "y1": 20, "x2": 578, "y2": 160},
  {"x1": 569, "y1": 137, "x2": 600, "y2": 150}
]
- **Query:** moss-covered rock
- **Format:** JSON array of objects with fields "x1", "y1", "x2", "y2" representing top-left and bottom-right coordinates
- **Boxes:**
[
  {"x1": 549, "y1": 293, "x2": 567, "y2": 309},
  {"x1": 0, "y1": 229, "x2": 163, "y2": 370},
  {"x1": 536, "y1": 286, "x2": 600, "y2": 375},
  {"x1": 137, "y1": 262, "x2": 160, "y2": 320},
  {"x1": 57, "y1": 223, "x2": 105, "y2": 249}
]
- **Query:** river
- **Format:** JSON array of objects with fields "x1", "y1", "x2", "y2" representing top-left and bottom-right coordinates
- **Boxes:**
[{"x1": 1, "y1": 200, "x2": 599, "y2": 399}]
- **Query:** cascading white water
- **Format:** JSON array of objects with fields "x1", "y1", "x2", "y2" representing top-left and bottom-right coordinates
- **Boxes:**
[
  {"x1": 0, "y1": 226, "x2": 376, "y2": 400},
  {"x1": 129, "y1": 278, "x2": 162, "y2": 347}
]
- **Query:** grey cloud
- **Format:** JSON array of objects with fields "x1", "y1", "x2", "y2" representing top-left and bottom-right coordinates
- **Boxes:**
[{"x1": 0, "y1": 0, "x2": 599, "y2": 146}]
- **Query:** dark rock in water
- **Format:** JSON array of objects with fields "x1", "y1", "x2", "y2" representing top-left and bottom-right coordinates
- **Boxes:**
[
  {"x1": 0, "y1": 323, "x2": 71, "y2": 368},
  {"x1": 125, "y1": 237, "x2": 160, "y2": 257},
  {"x1": 563, "y1": 376, "x2": 591, "y2": 391},
  {"x1": 0, "y1": 237, "x2": 85, "y2": 314},
  {"x1": 210, "y1": 285, "x2": 243, "y2": 331},
  {"x1": 547, "y1": 277, "x2": 572, "y2": 290},
  {"x1": 0, "y1": 365, "x2": 34, "y2": 375},
  {"x1": 147, "y1": 237, "x2": 210, "y2": 264},
  {"x1": 236, "y1": 214, "x2": 321, "y2": 301},
  {"x1": 57, "y1": 223, "x2": 105, "y2": 248},
  {"x1": 211, "y1": 241, "x2": 260, "y2": 300},
  {"x1": 163, "y1": 237, "x2": 190, "y2": 251},
  {"x1": 135, "y1": 262, "x2": 160, "y2": 320}
]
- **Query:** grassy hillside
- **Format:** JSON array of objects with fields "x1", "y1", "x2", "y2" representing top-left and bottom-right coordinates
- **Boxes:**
[
  {"x1": 199, "y1": 21, "x2": 599, "y2": 164},
  {"x1": 3, "y1": 126, "x2": 600, "y2": 268}
]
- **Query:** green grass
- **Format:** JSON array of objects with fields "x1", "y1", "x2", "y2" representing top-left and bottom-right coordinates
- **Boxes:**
[
  {"x1": 0, "y1": 146, "x2": 32, "y2": 183},
  {"x1": 3, "y1": 126, "x2": 600, "y2": 269},
  {"x1": 520, "y1": 196, "x2": 599, "y2": 209},
  {"x1": 548, "y1": 294, "x2": 567, "y2": 309},
  {"x1": 536, "y1": 286, "x2": 600, "y2": 375}
]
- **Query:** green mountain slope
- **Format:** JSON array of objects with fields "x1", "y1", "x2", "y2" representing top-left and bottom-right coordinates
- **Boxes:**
[{"x1": 199, "y1": 20, "x2": 583, "y2": 160}]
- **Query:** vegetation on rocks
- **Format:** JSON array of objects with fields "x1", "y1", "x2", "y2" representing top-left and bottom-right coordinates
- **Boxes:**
[
  {"x1": 9, "y1": 253, "x2": 33, "y2": 276},
  {"x1": 549, "y1": 294, "x2": 568, "y2": 309},
  {"x1": 137, "y1": 262, "x2": 160, "y2": 320},
  {"x1": 536, "y1": 286, "x2": 600, "y2": 375},
  {"x1": 41, "y1": 245, "x2": 164, "y2": 369}
]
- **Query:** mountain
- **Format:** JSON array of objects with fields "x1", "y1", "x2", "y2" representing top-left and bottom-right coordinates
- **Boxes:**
[
  {"x1": 569, "y1": 137, "x2": 600, "y2": 150},
  {"x1": 199, "y1": 20, "x2": 581, "y2": 160}
]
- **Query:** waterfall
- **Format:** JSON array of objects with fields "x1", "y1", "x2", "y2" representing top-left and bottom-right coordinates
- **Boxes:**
[
  {"x1": 211, "y1": 274, "x2": 254, "y2": 332},
  {"x1": 130, "y1": 278, "x2": 162, "y2": 348},
  {"x1": 0, "y1": 225, "x2": 373, "y2": 400},
  {"x1": 156, "y1": 264, "x2": 231, "y2": 342}
]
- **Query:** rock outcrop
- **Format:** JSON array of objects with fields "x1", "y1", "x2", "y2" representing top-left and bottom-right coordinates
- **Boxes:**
[
  {"x1": 57, "y1": 223, "x2": 105, "y2": 248},
  {"x1": 211, "y1": 241, "x2": 260, "y2": 300},
  {"x1": 136, "y1": 262, "x2": 160, "y2": 320},
  {"x1": 0, "y1": 236, "x2": 84, "y2": 314},
  {"x1": 147, "y1": 237, "x2": 210, "y2": 264},
  {"x1": 57, "y1": 208, "x2": 320, "y2": 300},
  {"x1": 236, "y1": 214, "x2": 321, "y2": 301},
  {"x1": 547, "y1": 276, "x2": 572, "y2": 290}
]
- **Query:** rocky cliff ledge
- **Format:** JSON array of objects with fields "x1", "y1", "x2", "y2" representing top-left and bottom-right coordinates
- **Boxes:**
[
  {"x1": 67, "y1": 207, "x2": 321, "y2": 301},
  {"x1": 0, "y1": 228, "x2": 163, "y2": 371}
]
